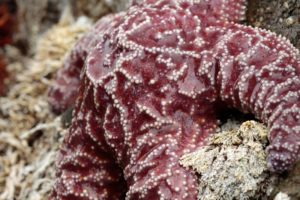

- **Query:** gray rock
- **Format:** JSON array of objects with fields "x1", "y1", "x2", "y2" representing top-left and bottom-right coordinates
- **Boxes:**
[{"x1": 180, "y1": 121, "x2": 274, "y2": 200}]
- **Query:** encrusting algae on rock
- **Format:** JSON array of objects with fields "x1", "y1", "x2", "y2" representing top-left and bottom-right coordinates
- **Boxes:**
[{"x1": 180, "y1": 121, "x2": 273, "y2": 200}]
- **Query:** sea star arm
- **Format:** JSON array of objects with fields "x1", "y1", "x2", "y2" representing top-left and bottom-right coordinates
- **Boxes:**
[
  {"x1": 84, "y1": 44, "x2": 209, "y2": 200},
  {"x1": 49, "y1": 77, "x2": 127, "y2": 200},
  {"x1": 130, "y1": 0, "x2": 247, "y2": 23},
  {"x1": 47, "y1": 46, "x2": 85, "y2": 114},
  {"x1": 48, "y1": 14, "x2": 122, "y2": 114},
  {"x1": 209, "y1": 23, "x2": 300, "y2": 172}
]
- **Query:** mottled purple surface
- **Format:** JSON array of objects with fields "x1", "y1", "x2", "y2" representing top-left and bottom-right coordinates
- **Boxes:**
[{"x1": 49, "y1": 0, "x2": 300, "y2": 199}]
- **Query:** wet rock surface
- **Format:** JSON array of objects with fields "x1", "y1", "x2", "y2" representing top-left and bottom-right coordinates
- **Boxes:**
[{"x1": 247, "y1": 0, "x2": 300, "y2": 49}]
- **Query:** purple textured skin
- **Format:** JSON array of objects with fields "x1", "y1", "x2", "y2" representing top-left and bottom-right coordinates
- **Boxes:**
[{"x1": 49, "y1": 0, "x2": 300, "y2": 199}]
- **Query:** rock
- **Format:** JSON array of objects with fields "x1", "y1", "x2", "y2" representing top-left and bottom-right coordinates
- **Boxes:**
[
  {"x1": 274, "y1": 192, "x2": 291, "y2": 200},
  {"x1": 272, "y1": 161, "x2": 300, "y2": 200},
  {"x1": 180, "y1": 121, "x2": 274, "y2": 200}
]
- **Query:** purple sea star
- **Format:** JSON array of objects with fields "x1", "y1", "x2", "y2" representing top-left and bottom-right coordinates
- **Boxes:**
[{"x1": 49, "y1": 0, "x2": 300, "y2": 199}]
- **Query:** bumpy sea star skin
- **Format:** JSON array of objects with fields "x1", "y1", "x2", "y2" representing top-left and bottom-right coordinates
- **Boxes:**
[
  {"x1": 48, "y1": 14, "x2": 124, "y2": 113},
  {"x1": 49, "y1": 0, "x2": 300, "y2": 199}
]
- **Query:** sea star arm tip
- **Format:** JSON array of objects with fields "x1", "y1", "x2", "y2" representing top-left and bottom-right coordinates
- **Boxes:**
[{"x1": 212, "y1": 22, "x2": 300, "y2": 172}]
